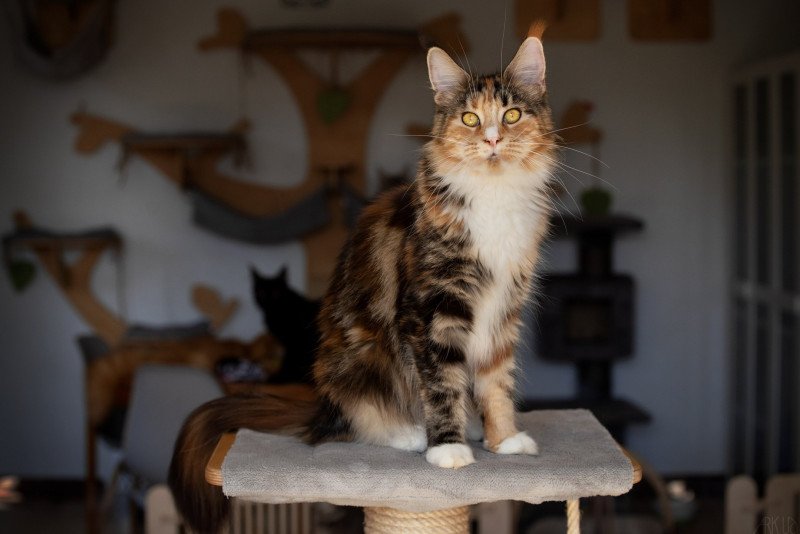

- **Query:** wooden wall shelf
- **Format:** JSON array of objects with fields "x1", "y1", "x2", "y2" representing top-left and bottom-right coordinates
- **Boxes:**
[
  {"x1": 121, "y1": 132, "x2": 246, "y2": 154},
  {"x1": 3, "y1": 212, "x2": 126, "y2": 344},
  {"x1": 245, "y1": 29, "x2": 421, "y2": 51},
  {"x1": 72, "y1": 10, "x2": 468, "y2": 297},
  {"x1": 4, "y1": 228, "x2": 122, "y2": 253}
]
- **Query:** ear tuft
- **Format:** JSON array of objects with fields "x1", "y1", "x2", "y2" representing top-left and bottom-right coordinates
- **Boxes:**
[
  {"x1": 427, "y1": 47, "x2": 468, "y2": 102},
  {"x1": 504, "y1": 37, "x2": 546, "y2": 87}
]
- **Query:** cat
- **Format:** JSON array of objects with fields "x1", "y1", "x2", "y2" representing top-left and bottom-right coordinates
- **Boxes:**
[
  {"x1": 169, "y1": 36, "x2": 557, "y2": 533},
  {"x1": 251, "y1": 266, "x2": 320, "y2": 384}
]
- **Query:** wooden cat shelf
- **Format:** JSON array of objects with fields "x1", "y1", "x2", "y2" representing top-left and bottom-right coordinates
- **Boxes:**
[
  {"x1": 72, "y1": 10, "x2": 468, "y2": 297},
  {"x1": 242, "y1": 29, "x2": 421, "y2": 50},
  {"x1": 198, "y1": 9, "x2": 465, "y2": 55},
  {"x1": 117, "y1": 120, "x2": 250, "y2": 189},
  {"x1": 199, "y1": 9, "x2": 468, "y2": 297},
  {"x1": 4, "y1": 211, "x2": 125, "y2": 344},
  {"x1": 4, "y1": 211, "x2": 240, "y2": 345},
  {"x1": 119, "y1": 129, "x2": 248, "y2": 188}
]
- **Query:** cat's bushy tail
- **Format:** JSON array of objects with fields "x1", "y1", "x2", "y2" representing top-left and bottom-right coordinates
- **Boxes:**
[{"x1": 168, "y1": 394, "x2": 316, "y2": 534}]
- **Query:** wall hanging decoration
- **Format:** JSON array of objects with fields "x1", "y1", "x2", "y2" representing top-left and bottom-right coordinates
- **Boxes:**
[
  {"x1": 628, "y1": 0, "x2": 712, "y2": 41},
  {"x1": 198, "y1": 8, "x2": 467, "y2": 296},
  {"x1": 515, "y1": 0, "x2": 600, "y2": 41},
  {"x1": 3, "y1": 210, "x2": 126, "y2": 344},
  {"x1": 70, "y1": 110, "x2": 364, "y2": 243},
  {"x1": 71, "y1": 10, "x2": 467, "y2": 296},
  {"x1": 3, "y1": 0, "x2": 116, "y2": 79},
  {"x1": 2, "y1": 210, "x2": 242, "y2": 343},
  {"x1": 6, "y1": 257, "x2": 36, "y2": 291}
]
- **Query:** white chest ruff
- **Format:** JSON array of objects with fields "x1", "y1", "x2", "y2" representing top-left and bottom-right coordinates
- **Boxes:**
[{"x1": 456, "y1": 177, "x2": 545, "y2": 365}]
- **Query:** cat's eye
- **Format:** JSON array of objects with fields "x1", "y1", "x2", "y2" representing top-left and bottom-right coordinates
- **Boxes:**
[
  {"x1": 462, "y1": 112, "x2": 480, "y2": 127},
  {"x1": 503, "y1": 108, "x2": 521, "y2": 124}
]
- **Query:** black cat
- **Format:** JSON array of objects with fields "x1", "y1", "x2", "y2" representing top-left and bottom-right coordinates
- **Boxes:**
[{"x1": 251, "y1": 266, "x2": 319, "y2": 384}]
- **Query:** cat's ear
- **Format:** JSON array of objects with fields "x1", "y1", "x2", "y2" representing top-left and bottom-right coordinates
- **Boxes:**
[
  {"x1": 278, "y1": 266, "x2": 288, "y2": 281},
  {"x1": 427, "y1": 47, "x2": 468, "y2": 105},
  {"x1": 250, "y1": 265, "x2": 262, "y2": 282},
  {"x1": 504, "y1": 37, "x2": 546, "y2": 88}
]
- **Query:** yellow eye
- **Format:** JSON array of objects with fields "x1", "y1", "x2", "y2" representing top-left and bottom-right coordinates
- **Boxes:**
[
  {"x1": 503, "y1": 108, "x2": 521, "y2": 124},
  {"x1": 461, "y1": 112, "x2": 480, "y2": 127}
]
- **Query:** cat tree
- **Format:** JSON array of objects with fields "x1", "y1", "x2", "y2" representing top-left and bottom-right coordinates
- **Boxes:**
[
  {"x1": 1, "y1": 210, "x2": 287, "y2": 529},
  {"x1": 203, "y1": 410, "x2": 642, "y2": 534}
]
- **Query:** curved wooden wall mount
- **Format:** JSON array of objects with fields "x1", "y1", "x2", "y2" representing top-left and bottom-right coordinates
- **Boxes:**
[
  {"x1": 8, "y1": 210, "x2": 241, "y2": 343},
  {"x1": 9, "y1": 211, "x2": 127, "y2": 345},
  {"x1": 73, "y1": 10, "x2": 467, "y2": 296},
  {"x1": 199, "y1": 9, "x2": 468, "y2": 296}
]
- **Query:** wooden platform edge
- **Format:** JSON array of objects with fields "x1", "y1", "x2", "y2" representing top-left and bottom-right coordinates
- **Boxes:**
[
  {"x1": 206, "y1": 433, "x2": 236, "y2": 487},
  {"x1": 622, "y1": 448, "x2": 643, "y2": 485}
]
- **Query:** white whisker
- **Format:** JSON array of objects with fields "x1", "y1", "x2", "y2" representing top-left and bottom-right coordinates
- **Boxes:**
[
  {"x1": 388, "y1": 133, "x2": 471, "y2": 147},
  {"x1": 536, "y1": 122, "x2": 592, "y2": 138},
  {"x1": 556, "y1": 145, "x2": 610, "y2": 168},
  {"x1": 550, "y1": 159, "x2": 617, "y2": 191}
]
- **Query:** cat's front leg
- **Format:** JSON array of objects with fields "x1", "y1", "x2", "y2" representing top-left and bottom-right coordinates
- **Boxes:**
[
  {"x1": 475, "y1": 349, "x2": 538, "y2": 455},
  {"x1": 416, "y1": 345, "x2": 475, "y2": 469}
]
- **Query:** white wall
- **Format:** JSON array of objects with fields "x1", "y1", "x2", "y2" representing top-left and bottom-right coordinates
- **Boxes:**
[{"x1": 0, "y1": 0, "x2": 798, "y2": 478}]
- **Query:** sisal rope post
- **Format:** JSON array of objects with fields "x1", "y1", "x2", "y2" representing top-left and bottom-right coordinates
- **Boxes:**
[
  {"x1": 364, "y1": 505, "x2": 470, "y2": 534},
  {"x1": 566, "y1": 499, "x2": 581, "y2": 534}
]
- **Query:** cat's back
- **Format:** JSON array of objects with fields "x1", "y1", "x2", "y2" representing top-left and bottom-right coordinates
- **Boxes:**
[{"x1": 324, "y1": 184, "x2": 416, "y2": 324}]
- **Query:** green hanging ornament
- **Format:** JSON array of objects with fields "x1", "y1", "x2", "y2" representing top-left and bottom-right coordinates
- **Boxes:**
[
  {"x1": 316, "y1": 51, "x2": 351, "y2": 124},
  {"x1": 316, "y1": 86, "x2": 351, "y2": 124},
  {"x1": 7, "y1": 259, "x2": 36, "y2": 292}
]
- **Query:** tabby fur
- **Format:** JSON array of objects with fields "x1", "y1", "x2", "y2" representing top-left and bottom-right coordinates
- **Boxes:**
[{"x1": 170, "y1": 36, "x2": 557, "y2": 533}]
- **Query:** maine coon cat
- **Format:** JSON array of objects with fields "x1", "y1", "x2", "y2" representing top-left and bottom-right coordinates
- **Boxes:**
[{"x1": 170, "y1": 36, "x2": 557, "y2": 533}]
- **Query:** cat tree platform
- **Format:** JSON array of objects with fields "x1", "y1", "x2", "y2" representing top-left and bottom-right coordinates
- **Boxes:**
[{"x1": 206, "y1": 409, "x2": 640, "y2": 533}]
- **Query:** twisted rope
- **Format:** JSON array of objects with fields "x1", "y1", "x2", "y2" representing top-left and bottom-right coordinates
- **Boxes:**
[
  {"x1": 566, "y1": 499, "x2": 581, "y2": 534},
  {"x1": 364, "y1": 505, "x2": 470, "y2": 534}
]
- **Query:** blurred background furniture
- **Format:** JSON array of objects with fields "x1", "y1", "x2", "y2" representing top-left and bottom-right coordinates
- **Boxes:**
[
  {"x1": 725, "y1": 473, "x2": 800, "y2": 534},
  {"x1": 523, "y1": 214, "x2": 650, "y2": 443},
  {"x1": 102, "y1": 364, "x2": 223, "y2": 531}
]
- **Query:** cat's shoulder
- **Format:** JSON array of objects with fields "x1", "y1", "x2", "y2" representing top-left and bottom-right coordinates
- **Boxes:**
[{"x1": 357, "y1": 183, "x2": 417, "y2": 230}]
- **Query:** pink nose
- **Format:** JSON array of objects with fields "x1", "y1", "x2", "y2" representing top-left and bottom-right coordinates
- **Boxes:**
[{"x1": 484, "y1": 126, "x2": 500, "y2": 148}]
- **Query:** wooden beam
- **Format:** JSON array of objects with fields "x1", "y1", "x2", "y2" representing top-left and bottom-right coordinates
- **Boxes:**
[{"x1": 246, "y1": 29, "x2": 420, "y2": 51}]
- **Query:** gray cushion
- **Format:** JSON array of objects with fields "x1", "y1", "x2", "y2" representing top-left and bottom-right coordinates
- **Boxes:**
[{"x1": 222, "y1": 409, "x2": 633, "y2": 512}]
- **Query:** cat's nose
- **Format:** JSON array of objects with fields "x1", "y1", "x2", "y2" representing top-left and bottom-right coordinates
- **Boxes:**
[{"x1": 484, "y1": 126, "x2": 501, "y2": 148}]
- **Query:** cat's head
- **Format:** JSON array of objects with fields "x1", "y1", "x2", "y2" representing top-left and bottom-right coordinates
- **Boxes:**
[
  {"x1": 251, "y1": 266, "x2": 291, "y2": 310},
  {"x1": 425, "y1": 37, "x2": 556, "y2": 178}
]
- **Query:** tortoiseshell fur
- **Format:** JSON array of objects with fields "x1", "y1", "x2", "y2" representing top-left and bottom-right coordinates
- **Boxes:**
[
  {"x1": 308, "y1": 43, "x2": 557, "y2": 465},
  {"x1": 169, "y1": 38, "x2": 558, "y2": 533}
]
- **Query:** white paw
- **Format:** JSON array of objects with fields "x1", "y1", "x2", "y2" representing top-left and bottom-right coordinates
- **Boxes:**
[
  {"x1": 495, "y1": 431, "x2": 539, "y2": 455},
  {"x1": 425, "y1": 443, "x2": 475, "y2": 469},
  {"x1": 388, "y1": 426, "x2": 427, "y2": 452}
]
